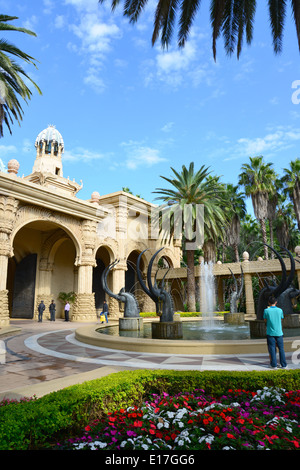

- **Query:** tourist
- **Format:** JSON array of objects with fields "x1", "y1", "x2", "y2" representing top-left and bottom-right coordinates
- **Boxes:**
[
  {"x1": 38, "y1": 300, "x2": 45, "y2": 322},
  {"x1": 64, "y1": 301, "x2": 70, "y2": 322},
  {"x1": 101, "y1": 300, "x2": 109, "y2": 323},
  {"x1": 263, "y1": 295, "x2": 287, "y2": 369},
  {"x1": 49, "y1": 300, "x2": 56, "y2": 321}
]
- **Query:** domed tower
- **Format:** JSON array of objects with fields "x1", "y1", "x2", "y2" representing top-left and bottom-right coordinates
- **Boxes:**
[
  {"x1": 33, "y1": 124, "x2": 64, "y2": 176},
  {"x1": 25, "y1": 124, "x2": 82, "y2": 197}
]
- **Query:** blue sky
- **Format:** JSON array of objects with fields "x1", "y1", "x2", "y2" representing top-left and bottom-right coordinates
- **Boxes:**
[{"x1": 1, "y1": 0, "x2": 300, "y2": 214}]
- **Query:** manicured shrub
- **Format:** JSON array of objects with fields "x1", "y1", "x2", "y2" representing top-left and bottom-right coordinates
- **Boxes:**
[{"x1": 0, "y1": 369, "x2": 299, "y2": 449}]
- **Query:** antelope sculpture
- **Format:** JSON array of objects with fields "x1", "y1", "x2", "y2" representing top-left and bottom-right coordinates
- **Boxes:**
[
  {"x1": 256, "y1": 245, "x2": 299, "y2": 319},
  {"x1": 228, "y1": 265, "x2": 244, "y2": 314},
  {"x1": 101, "y1": 259, "x2": 140, "y2": 318},
  {"x1": 137, "y1": 248, "x2": 174, "y2": 322}
]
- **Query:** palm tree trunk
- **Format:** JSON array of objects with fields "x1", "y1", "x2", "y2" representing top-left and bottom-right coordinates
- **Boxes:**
[
  {"x1": 186, "y1": 248, "x2": 196, "y2": 312},
  {"x1": 269, "y1": 219, "x2": 274, "y2": 258},
  {"x1": 233, "y1": 243, "x2": 239, "y2": 262},
  {"x1": 260, "y1": 219, "x2": 268, "y2": 259}
]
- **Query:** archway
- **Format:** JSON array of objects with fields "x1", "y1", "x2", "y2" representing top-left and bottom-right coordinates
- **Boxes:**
[
  {"x1": 7, "y1": 220, "x2": 78, "y2": 319},
  {"x1": 93, "y1": 246, "x2": 113, "y2": 314}
]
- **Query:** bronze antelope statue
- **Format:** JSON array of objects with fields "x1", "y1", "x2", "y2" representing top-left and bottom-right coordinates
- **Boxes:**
[
  {"x1": 137, "y1": 248, "x2": 174, "y2": 322},
  {"x1": 256, "y1": 245, "x2": 299, "y2": 319},
  {"x1": 101, "y1": 259, "x2": 140, "y2": 318}
]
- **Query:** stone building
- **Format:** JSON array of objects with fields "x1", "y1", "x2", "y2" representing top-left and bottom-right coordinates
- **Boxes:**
[{"x1": 0, "y1": 125, "x2": 181, "y2": 326}]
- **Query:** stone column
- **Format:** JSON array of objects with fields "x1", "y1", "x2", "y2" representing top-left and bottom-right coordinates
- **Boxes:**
[
  {"x1": 72, "y1": 220, "x2": 97, "y2": 322},
  {"x1": 36, "y1": 259, "x2": 54, "y2": 320},
  {"x1": 242, "y1": 251, "x2": 255, "y2": 317},
  {"x1": 0, "y1": 196, "x2": 18, "y2": 326}
]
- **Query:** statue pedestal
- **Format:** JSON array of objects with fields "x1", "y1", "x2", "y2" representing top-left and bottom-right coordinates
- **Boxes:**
[
  {"x1": 282, "y1": 314, "x2": 300, "y2": 328},
  {"x1": 173, "y1": 313, "x2": 182, "y2": 322},
  {"x1": 151, "y1": 321, "x2": 183, "y2": 339},
  {"x1": 248, "y1": 320, "x2": 266, "y2": 338},
  {"x1": 224, "y1": 312, "x2": 245, "y2": 325},
  {"x1": 119, "y1": 317, "x2": 143, "y2": 331}
]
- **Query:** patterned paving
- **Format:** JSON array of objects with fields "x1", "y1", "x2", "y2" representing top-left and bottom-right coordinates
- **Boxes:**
[{"x1": 25, "y1": 329, "x2": 300, "y2": 371}]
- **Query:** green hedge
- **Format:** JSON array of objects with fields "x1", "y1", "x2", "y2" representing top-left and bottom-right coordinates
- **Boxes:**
[
  {"x1": 140, "y1": 312, "x2": 228, "y2": 318},
  {"x1": 1, "y1": 369, "x2": 300, "y2": 450}
]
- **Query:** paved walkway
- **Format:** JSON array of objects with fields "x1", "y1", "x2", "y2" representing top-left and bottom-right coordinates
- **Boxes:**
[{"x1": 1, "y1": 319, "x2": 299, "y2": 401}]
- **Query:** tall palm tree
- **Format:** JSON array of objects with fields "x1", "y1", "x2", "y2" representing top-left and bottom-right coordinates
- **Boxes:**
[
  {"x1": 99, "y1": 0, "x2": 300, "y2": 59},
  {"x1": 238, "y1": 156, "x2": 277, "y2": 260},
  {"x1": 0, "y1": 15, "x2": 41, "y2": 137},
  {"x1": 225, "y1": 183, "x2": 246, "y2": 262},
  {"x1": 281, "y1": 158, "x2": 300, "y2": 231},
  {"x1": 153, "y1": 162, "x2": 228, "y2": 311}
]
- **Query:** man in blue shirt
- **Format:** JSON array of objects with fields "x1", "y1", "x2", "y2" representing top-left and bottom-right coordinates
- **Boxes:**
[{"x1": 263, "y1": 295, "x2": 287, "y2": 369}]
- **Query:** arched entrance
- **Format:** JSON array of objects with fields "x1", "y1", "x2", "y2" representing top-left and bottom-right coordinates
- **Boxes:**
[
  {"x1": 7, "y1": 220, "x2": 78, "y2": 320},
  {"x1": 93, "y1": 246, "x2": 113, "y2": 315}
]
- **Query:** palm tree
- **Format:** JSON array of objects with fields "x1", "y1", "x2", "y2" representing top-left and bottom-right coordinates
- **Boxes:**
[
  {"x1": 281, "y1": 158, "x2": 300, "y2": 231},
  {"x1": 225, "y1": 183, "x2": 246, "y2": 262},
  {"x1": 238, "y1": 156, "x2": 277, "y2": 260},
  {"x1": 0, "y1": 15, "x2": 42, "y2": 137},
  {"x1": 99, "y1": 0, "x2": 300, "y2": 59},
  {"x1": 153, "y1": 162, "x2": 228, "y2": 311}
]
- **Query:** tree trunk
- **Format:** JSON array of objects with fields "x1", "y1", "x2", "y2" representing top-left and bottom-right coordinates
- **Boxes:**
[
  {"x1": 233, "y1": 243, "x2": 239, "y2": 262},
  {"x1": 186, "y1": 248, "x2": 196, "y2": 312},
  {"x1": 269, "y1": 219, "x2": 274, "y2": 258},
  {"x1": 260, "y1": 219, "x2": 268, "y2": 259}
]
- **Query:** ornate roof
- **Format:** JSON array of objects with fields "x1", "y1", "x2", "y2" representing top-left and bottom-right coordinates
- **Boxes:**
[{"x1": 35, "y1": 125, "x2": 64, "y2": 150}]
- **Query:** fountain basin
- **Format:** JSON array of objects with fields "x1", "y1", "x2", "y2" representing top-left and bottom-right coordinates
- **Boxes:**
[
  {"x1": 152, "y1": 321, "x2": 183, "y2": 339},
  {"x1": 224, "y1": 312, "x2": 245, "y2": 325},
  {"x1": 75, "y1": 319, "x2": 300, "y2": 355}
]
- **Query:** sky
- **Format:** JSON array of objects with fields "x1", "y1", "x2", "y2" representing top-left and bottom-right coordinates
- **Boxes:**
[{"x1": 1, "y1": 0, "x2": 300, "y2": 216}]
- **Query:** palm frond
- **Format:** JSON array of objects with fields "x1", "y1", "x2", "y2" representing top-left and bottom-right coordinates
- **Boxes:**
[{"x1": 268, "y1": 0, "x2": 287, "y2": 53}]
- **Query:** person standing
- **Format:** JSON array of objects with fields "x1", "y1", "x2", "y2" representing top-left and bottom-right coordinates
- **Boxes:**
[
  {"x1": 49, "y1": 300, "x2": 56, "y2": 321},
  {"x1": 263, "y1": 295, "x2": 287, "y2": 369},
  {"x1": 38, "y1": 300, "x2": 45, "y2": 322},
  {"x1": 101, "y1": 300, "x2": 109, "y2": 323},
  {"x1": 64, "y1": 301, "x2": 70, "y2": 322}
]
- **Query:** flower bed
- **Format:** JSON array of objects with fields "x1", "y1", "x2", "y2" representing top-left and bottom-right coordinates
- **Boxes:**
[{"x1": 56, "y1": 387, "x2": 300, "y2": 450}]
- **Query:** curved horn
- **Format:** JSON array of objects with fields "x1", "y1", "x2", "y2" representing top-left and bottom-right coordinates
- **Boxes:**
[
  {"x1": 264, "y1": 244, "x2": 287, "y2": 297},
  {"x1": 101, "y1": 259, "x2": 120, "y2": 300},
  {"x1": 281, "y1": 247, "x2": 295, "y2": 291},
  {"x1": 136, "y1": 249, "x2": 156, "y2": 301},
  {"x1": 160, "y1": 268, "x2": 170, "y2": 289},
  {"x1": 147, "y1": 248, "x2": 164, "y2": 298}
]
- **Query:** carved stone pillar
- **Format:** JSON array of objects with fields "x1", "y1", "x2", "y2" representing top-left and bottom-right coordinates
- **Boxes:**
[
  {"x1": 36, "y1": 259, "x2": 55, "y2": 320},
  {"x1": 72, "y1": 220, "x2": 97, "y2": 321},
  {"x1": 244, "y1": 272, "x2": 255, "y2": 316},
  {"x1": 0, "y1": 196, "x2": 18, "y2": 325},
  {"x1": 107, "y1": 260, "x2": 127, "y2": 319}
]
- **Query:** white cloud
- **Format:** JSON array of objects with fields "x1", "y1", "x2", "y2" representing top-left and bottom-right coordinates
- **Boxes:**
[
  {"x1": 54, "y1": 15, "x2": 65, "y2": 29},
  {"x1": 161, "y1": 122, "x2": 174, "y2": 133},
  {"x1": 224, "y1": 126, "x2": 300, "y2": 161},
  {"x1": 121, "y1": 140, "x2": 167, "y2": 169},
  {"x1": 63, "y1": 147, "x2": 109, "y2": 162},
  {"x1": 67, "y1": 9, "x2": 122, "y2": 91}
]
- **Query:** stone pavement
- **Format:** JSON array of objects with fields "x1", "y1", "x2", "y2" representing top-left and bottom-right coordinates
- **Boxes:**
[{"x1": 0, "y1": 319, "x2": 299, "y2": 401}]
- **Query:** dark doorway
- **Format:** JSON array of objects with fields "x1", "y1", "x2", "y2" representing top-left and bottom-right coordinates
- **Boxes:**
[
  {"x1": 93, "y1": 258, "x2": 106, "y2": 309},
  {"x1": 11, "y1": 253, "x2": 37, "y2": 319}
]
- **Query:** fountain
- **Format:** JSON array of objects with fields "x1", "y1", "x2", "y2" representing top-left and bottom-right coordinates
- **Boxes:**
[
  {"x1": 74, "y1": 244, "x2": 300, "y2": 356},
  {"x1": 200, "y1": 261, "x2": 216, "y2": 329}
]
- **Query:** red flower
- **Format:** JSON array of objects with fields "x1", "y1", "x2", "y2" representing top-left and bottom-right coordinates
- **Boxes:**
[
  {"x1": 134, "y1": 420, "x2": 143, "y2": 427},
  {"x1": 214, "y1": 426, "x2": 220, "y2": 434},
  {"x1": 85, "y1": 425, "x2": 91, "y2": 432},
  {"x1": 227, "y1": 433, "x2": 236, "y2": 439},
  {"x1": 187, "y1": 419, "x2": 193, "y2": 424}
]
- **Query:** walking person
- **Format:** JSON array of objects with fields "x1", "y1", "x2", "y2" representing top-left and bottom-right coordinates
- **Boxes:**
[
  {"x1": 49, "y1": 300, "x2": 56, "y2": 321},
  {"x1": 263, "y1": 295, "x2": 287, "y2": 369},
  {"x1": 38, "y1": 300, "x2": 45, "y2": 322},
  {"x1": 101, "y1": 300, "x2": 109, "y2": 323},
  {"x1": 64, "y1": 301, "x2": 70, "y2": 322}
]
